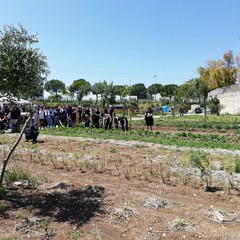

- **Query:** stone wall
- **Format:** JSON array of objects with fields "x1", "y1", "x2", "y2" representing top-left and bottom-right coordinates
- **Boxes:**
[{"x1": 208, "y1": 83, "x2": 240, "y2": 114}]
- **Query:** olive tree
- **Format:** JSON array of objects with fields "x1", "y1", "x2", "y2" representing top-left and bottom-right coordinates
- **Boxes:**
[
  {"x1": 0, "y1": 24, "x2": 49, "y2": 99},
  {"x1": 0, "y1": 24, "x2": 49, "y2": 187}
]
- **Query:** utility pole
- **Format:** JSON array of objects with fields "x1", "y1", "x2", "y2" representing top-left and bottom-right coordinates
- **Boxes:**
[{"x1": 154, "y1": 75, "x2": 157, "y2": 101}]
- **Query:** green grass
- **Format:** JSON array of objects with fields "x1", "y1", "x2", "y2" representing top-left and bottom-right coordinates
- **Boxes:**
[
  {"x1": 4, "y1": 169, "x2": 39, "y2": 186},
  {"x1": 132, "y1": 114, "x2": 240, "y2": 131},
  {"x1": 41, "y1": 124, "x2": 240, "y2": 150}
]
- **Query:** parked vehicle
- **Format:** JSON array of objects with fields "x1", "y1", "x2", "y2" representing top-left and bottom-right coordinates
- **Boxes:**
[{"x1": 195, "y1": 107, "x2": 203, "y2": 114}]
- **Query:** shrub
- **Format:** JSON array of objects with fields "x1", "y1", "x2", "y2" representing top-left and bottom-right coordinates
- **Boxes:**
[
  {"x1": 4, "y1": 169, "x2": 39, "y2": 186},
  {"x1": 190, "y1": 150, "x2": 212, "y2": 187}
]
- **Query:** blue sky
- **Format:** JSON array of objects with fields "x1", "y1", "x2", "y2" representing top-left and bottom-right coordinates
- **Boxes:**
[{"x1": 1, "y1": 0, "x2": 240, "y2": 87}]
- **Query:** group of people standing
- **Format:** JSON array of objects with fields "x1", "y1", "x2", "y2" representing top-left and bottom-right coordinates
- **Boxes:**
[
  {"x1": 0, "y1": 104, "x2": 21, "y2": 133},
  {"x1": 31, "y1": 104, "x2": 118, "y2": 130},
  {"x1": 0, "y1": 103, "x2": 155, "y2": 134}
]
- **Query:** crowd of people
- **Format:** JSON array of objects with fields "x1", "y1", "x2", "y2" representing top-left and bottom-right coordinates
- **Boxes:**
[
  {"x1": 0, "y1": 104, "x2": 22, "y2": 133},
  {"x1": 0, "y1": 104, "x2": 155, "y2": 135},
  {"x1": 29, "y1": 104, "x2": 116, "y2": 130}
]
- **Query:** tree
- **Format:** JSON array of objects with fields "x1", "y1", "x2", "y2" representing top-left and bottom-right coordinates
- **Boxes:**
[
  {"x1": 207, "y1": 97, "x2": 221, "y2": 115},
  {"x1": 30, "y1": 85, "x2": 44, "y2": 100},
  {"x1": 69, "y1": 78, "x2": 91, "y2": 102},
  {"x1": 92, "y1": 82, "x2": 106, "y2": 106},
  {"x1": 222, "y1": 50, "x2": 237, "y2": 86},
  {"x1": 197, "y1": 50, "x2": 238, "y2": 125},
  {"x1": 198, "y1": 50, "x2": 238, "y2": 91},
  {"x1": 121, "y1": 86, "x2": 133, "y2": 98},
  {"x1": 0, "y1": 24, "x2": 49, "y2": 99},
  {"x1": 196, "y1": 78, "x2": 208, "y2": 125},
  {"x1": 98, "y1": 81, "x2": 116, "y2": 107},
  {"x1": 114, "y1": 85, "x2": 127, "y2": 99},
  {"x1": 176, "y1": 78, "x2": 200, "y2": 103},
  {"x1": 130, "y1": 83, "x2": 147, "y2": 99},
  {"x1": 148, "y1": 83, "x2": 164, "y2": 99},
  {"x1": 0, "y1": 117, "x2": 30, "y2": 187},
  {"x1": 162, "y1": 84, "x2": 178, "y2": 99},
  {"x1": 107, "y1": 82, "x2": 116, "y2": 104},
  {"x1": 44, "y1": 79, "x2": 65, "y2": 101}
]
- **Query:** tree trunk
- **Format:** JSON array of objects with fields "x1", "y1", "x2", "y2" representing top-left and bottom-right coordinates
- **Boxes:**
[
  {"x1": 0, "y1": 117, "x2": 30, "y2": 187},
  {"x1": 203, "y1": 97, "x2": 207, "y2": 127}
]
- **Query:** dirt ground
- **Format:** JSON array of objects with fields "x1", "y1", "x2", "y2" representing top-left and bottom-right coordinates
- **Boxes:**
[{"x1": 1, "y1": 131, "x2": 240, "y2": 240}]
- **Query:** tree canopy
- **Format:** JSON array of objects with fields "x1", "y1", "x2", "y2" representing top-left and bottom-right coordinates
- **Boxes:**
[
  {"x1": 44, "y1": 79, "x2": 65, "y2": 101},
  {"x1": 69, "y1": 78, "x2": 91, "y2": 102},
  {"x1": 176, "y1": 78, "x2": 200, "y2": 103},
  {"x1": 198, "y1": 50, "x2": 238, "y2": 91},
  {"x1": 148, "y1": 83, "x2": 164, "y2": 96},
  {"x1": 130, "y1": 83, "x2": 147, "y2": 99},
  {"x1": 0, "y1": 24, "x2": 49, "y2": 99}
]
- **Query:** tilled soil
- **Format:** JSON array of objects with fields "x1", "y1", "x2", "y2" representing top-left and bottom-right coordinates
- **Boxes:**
[{"x1": 0, "y1": 133, "x2": 240, "y2": 240}]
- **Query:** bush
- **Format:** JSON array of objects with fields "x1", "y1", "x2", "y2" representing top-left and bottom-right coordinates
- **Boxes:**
[
  {"x1": 207, "y1": 97, "x2": 221, "y2": 115},
  {"x1": 4, "y1": 169, "x2": 39, "y2": 186}
]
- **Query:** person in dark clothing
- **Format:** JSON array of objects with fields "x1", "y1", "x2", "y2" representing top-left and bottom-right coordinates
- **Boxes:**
[
  {"x1": 118, "y1": 116, "x2": 129, "y2": 131},
  {"x1": 109, "y1": 106, "x2": 115, "y2": 129},
  {"x1": 25, "y1": 124, "x2": 39, "y2": 143},
  {"x1": 145, "y1": 107, "x2": 154, "y2": 131},
  {"x1": 9, "y1": 104, "x2": 21, "y2": 133}
]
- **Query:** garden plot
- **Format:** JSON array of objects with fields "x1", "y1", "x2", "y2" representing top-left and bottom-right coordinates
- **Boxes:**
[{"x1": 1, "y1": 134, "x2": 240, "y2": 239}]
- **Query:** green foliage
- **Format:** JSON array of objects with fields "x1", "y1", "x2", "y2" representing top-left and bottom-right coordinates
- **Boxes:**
[
  {"x1": 130, "y1": 83, "x2": 147, "y2": 99},
  {"x1": 42, "y1": 121, "x2": 240, "y2": 150},
  {"x1": 190, "y1": 150, "x2": 212, "y2": 187},
  {"x1": 4, "y1": 169, "x2": 39, "y2": 186},
  {"x1": 69, "y1": 228, "x2": 84, "y2": 239},
  {"x1": 69, "y1": 79, "x2": 91, "y2": 102},
  {"x1": 39, "y1": 217, "x2": 51, "y2": 231},
  {"x1": 235, "y1": 159, "x2": 240, "y2": 173},
  {"x1": 147, "y1": 83, "x2": 164, "y2": 95},
  {"x1": 198, "y1": 50, "x2": 238, "y2": 91},
  {"x1": 162, "y1": 84, "x2": 178, "y2": 98},
  {"x1": 0, "y1": 24, "x2": 49, "y2": 99},
  {"x1": 176, "y1": 78, "x2": 200, "y2": 104},
  {"x1": 44, "y1": 79, "x2": 66, "y2": 101},
  {"x1": 207, "y1": 97, "x2": 221, "y2": 115},
  {"x1": 222, "y1": 159, "x2": 236, "y2": 176}
]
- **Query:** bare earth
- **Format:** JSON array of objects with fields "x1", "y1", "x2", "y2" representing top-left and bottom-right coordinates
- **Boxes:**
[{"x1": 0, "y1": 131, "x2": 240, "y2": 240}]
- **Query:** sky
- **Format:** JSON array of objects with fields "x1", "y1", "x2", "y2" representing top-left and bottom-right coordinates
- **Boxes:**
[{"x1": 1, "y1": 0, "x2": 240, "y2": 88}]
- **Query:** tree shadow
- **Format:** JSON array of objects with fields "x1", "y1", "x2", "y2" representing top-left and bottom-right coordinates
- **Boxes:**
[{"x1": 3, "y1": 184, "x2": 105, "y2": 226}]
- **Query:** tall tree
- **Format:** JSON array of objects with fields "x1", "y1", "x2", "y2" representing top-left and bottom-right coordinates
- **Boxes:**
[
  {"x1": 130, "y1": 83, "x2": 147, "y2": 99},
  {"x1": 114, "y1": 85, "x2": 127, "y2": 99},
  {"x1": 69, "y1": 78, "x2": 91, "y2": 102},
  {"x1": 148, "y1": 83, "x2": 164, "y2": 98},
  {"x1": 176, "y1": 78, "x2": 200, "y2": 103},
  {"x1": 162, "y1": 84, "x2": 178, "y2": 99},
  {"x1": 198, "y1": 50, "x2": 238, "y2": 91},
  {"x1": 97, "y1": 81, "x2": 116, "y2": 107},
  {"x1": 107, "y1": 82, "x2": 116, "y2": 104},
  {"x1": 222, "y1": 50, "x2": 237, "y2": 86},
  {"x1": 44, "y1": 79, "x2": 65, "y2": 101},
  {"x1": 0, "y1": 24, "x2": 49, "y2": 99},
  {"x1": 92, "y1": 82, "x2": 106, "y2": 105}
]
